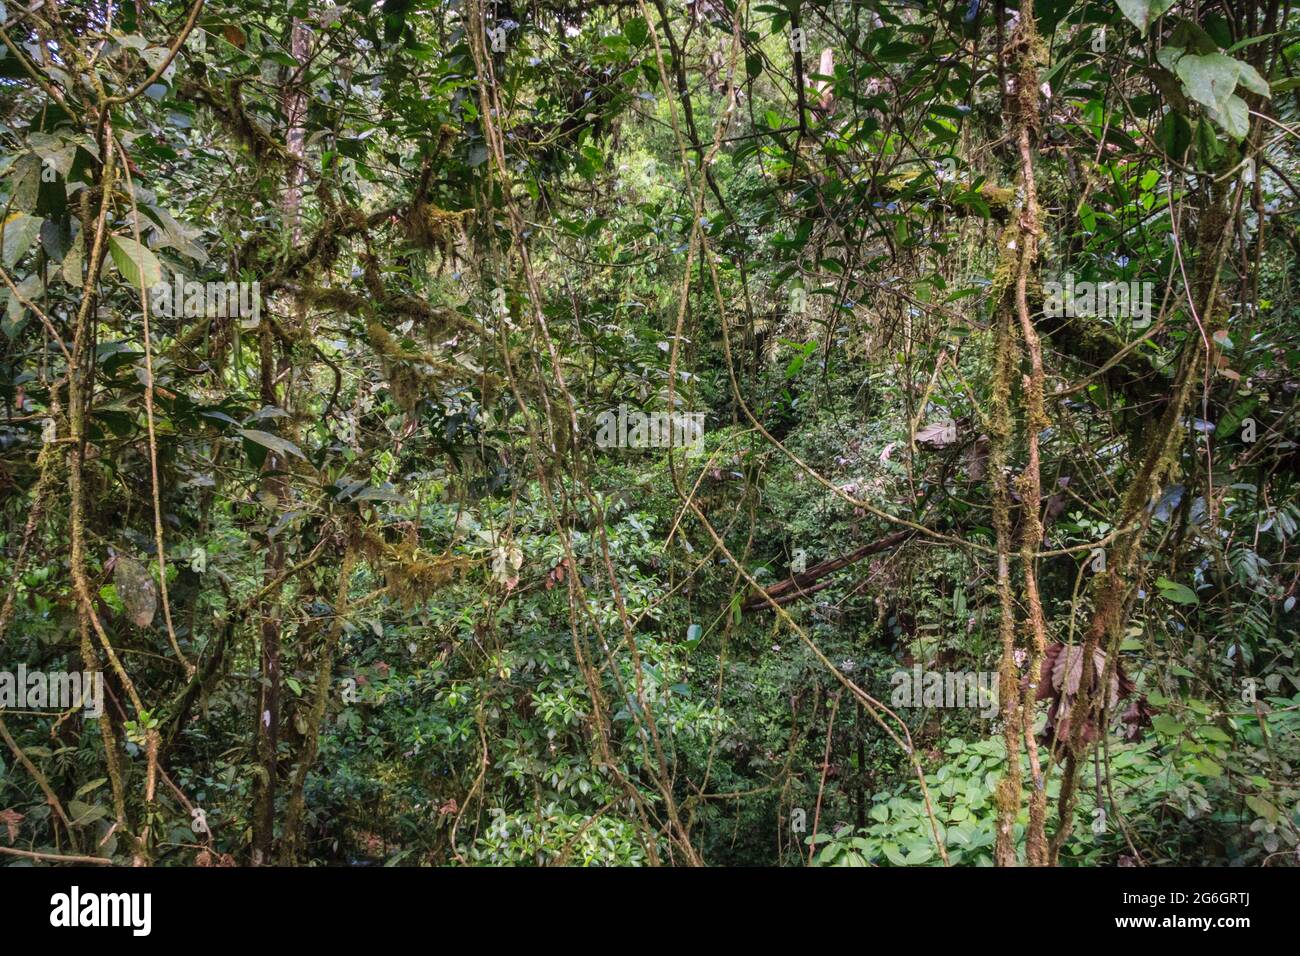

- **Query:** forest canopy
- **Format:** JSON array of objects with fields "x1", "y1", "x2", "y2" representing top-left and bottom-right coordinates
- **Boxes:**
[{"x1": 0, "y1": 0, "x2": 1298, "y2": 868}]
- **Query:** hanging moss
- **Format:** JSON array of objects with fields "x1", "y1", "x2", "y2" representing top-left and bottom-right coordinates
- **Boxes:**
[
  {"x1": 402, "y1": 199, "x2": 471, "y2": 257},
  {"x1": 371, "y1": 538, "x2": 466, "y2": 608},
  {"x1": 364, "y1": 318, "x2": 480, "y2": 411}
]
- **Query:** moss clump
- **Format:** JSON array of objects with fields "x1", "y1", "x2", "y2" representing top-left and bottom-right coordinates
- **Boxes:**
[
  {"x1": 987, "y1": 218, "x2": 1023, "y2": 307},
  {"x1": 365, "y1": 318, "x2": 493, "y2": 411},
  {"x1": 383, "y1": 541, "x2": 466, "y2": 608},
  {"x1": 979, "y1": 183, "x2": 1016, "y2": 208},
  {"x1": 402, "y1": 200, "x2": 470, "y2": 261}
]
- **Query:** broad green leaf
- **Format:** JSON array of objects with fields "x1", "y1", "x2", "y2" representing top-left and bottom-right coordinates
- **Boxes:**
[
  {"x1": 1207, "y1": 93, "x2": 1250, "y2": 139},
  {"x1": 239, "y1": 428, "x2": 307, "y2": 461},
  {"x1": 145, "y1": 205, "x2": 208, "y2": 263},
  {"x1": 1234, "y1": 61, "x2": 1271, "y2": 98},
  {"x1": 881, "y1": 842, "x2": 908, "y2": 865},
  {"x1": 3, "y1": 273, "x2": 41, "y2": 333},
  {"x1": 1245, "y1": 795, "x2": 1278, "y2": 822},
  {"x1": 75, "y1": 777, "x2": 108, "y2": 797},
  {"x1": 68, "y1": 800, "x2": 108, "y2": 826},
  {"x1": 1156, "y1": 576, "x2": 1199, "y2": 604},
  {"x1": 1, "y1": 212, "x2": 41, "y2": 268},
  {"x1": 1195, "y1": 117, "x2": 1226, "y2": 167},
  {"x1": 1192, "y1": 757, "x2": 1223, "y2": 778},
  {"x1": 1176, "y1": 52, "x2": 1242, "y2": 112},
  {"x1": 107, "y1": 233, "x2": 162, "y2": 290},
  {"x1": 1157, "y1": 111, "x2": 1191, "y2": 158},
  {"x1": 1115, "y1": 0, "x2": 1176, "y2": 35},
  {"x1": 40, "y1": 217, "x2": 70, "y2": 261},
  {"x1": 61, "y1": 231, "x2": 84, "y2": 285},
  {"x1": 1155, "y1": 46, "x2": 1184, "y2": 74},
  {"x1": 905, "y1": 845, "x2": 934, "y2": 865},
  {"x1": 1152, "y1": 714, "x2": 1185, "y2": 736},
  {"x1": 1218, "y1": 397, "x2": 1259, "y2": 437},
  {"x1": 623, "y1": 16, "x2": 648, "y2": 46}
]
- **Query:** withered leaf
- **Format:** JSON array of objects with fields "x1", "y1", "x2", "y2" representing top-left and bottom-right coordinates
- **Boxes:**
[
  {"x1": 0, "y1": 808, "x2": 23, "y2": 844},
  {"x1": 916, "y1": 420, "x2": 958, "y2": 448}
]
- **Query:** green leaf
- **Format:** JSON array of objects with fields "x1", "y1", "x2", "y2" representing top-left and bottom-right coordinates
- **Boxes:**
[
  {"x1": 815, "y1": 844, "x2": 840, "y2": 865},
  {"x1": 1233, "y1": 62, "x2": 1270, "y2": 98},
  {"x1": 1157, "y1": 111, "x2": 1192, "y2": 159},
  {"x1": 1218, "y1": 396, "x2": 1259, "y2": 438},
  {"x1": 1079, "y1": 203, "x2": 1097, "y2": 232},
  {"x1": 1155, "y1": 46, "x2": 1185, "y2": 74},
  {"x1": 107, "y1": 233, "x2": 162, "y2": 290},
  {"x1": 98, "y1": 583, "x2": 125, "y2": 615},
  {"x1": 1246, "y1": 795, "x2": 1278, "y2": 823},
  {"x1": 238, "y1": 428, "x2": 307, "y2": 461},
  {"x1": 68, "y1": 800, "x2": 108, "y2": 826},
  {"x1": 623, "y1": 16, "x2": 648, "y2": 47},
  {"x1": 1192, "y1": 757, "x2": 1223, "y2": 778},
  {"x1": 61, "y1": 231, "x2": 84, "y2": 285},
  {"x1": 1, "y1": 213, "x2": 41, "y2": 268},
  {"x1": 1155, "y1": 576, "x2": 1199, "y2": 604},
  {"x1": 40, "y1": 217, "x2": 70, "y2": 261},
  {"x1": 2, "y1": 273, "x2": 40, "y2": 334},
  {"x1": 1195, "y1": 117, "x2": 1226, "y2": 168},
  {"x1": 881, "y1": 842, "x2": 908, "y2": 866},
  {"x1": 905, "y1": 845, "x2": 934, "y2": 864},
  {"x1": 1114, "y1": 0, "x2": 1176, "y2": 36},
  {"x1": 1152, "y1": 714, "x2": 1185, "y2": 737},
  {"x1": 145, "y1": 205, "x2": 208, "y2": 263},
  {"x1": 1176, "y1": 52, "x2": 1242, "y2": 112},
  {"x1": 1206, "y1": 94, "x2": 1249, "y2": 140},
  {"x1": 75, "y1": 777, "x2": 108, "y2": 797}
]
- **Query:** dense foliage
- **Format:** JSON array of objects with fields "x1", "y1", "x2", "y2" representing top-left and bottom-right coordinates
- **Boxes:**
[{"x1": 1, "y1": 0, "x2": 1298, "y2": 867}]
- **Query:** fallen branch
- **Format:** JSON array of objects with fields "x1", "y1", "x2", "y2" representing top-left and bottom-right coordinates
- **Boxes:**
[
  {"x1": 0, "y1": 845, "x2": 114, "y2": 865},
  {"x1": 742, "y1": 531, "x2": 912, "y2": 612}
]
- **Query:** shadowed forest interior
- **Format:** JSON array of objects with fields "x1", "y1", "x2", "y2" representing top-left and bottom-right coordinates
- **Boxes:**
[{"x1": 1, "y1": 0, "x2": 1299, "y2": 867}]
